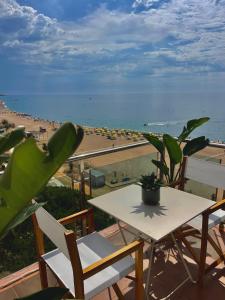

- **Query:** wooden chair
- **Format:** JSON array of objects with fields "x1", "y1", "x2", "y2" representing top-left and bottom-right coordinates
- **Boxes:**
[
  {"x1": 32, "y1": 206, "x2": 144, "y2": 299},
  {"x1": 179, "y1": 156, "x2": 225, "y2": 285}
]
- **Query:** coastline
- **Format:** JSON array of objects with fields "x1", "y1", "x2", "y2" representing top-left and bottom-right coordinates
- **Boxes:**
[
  {"x1": 0, "y1": 99, "x2": 224, "y2": 168},
  {"x1": 0, "y1": 99, "x2": 157, "y2": 166}
]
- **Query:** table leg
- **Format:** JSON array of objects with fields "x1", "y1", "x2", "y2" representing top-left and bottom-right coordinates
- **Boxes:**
[
  {"x1": 117, "y1": 220, "x2": 128, "y2": 245},
  {"x1": 145, "y1": 234, "x2": 196, "y2": 300},
  {"x1": 171, "y1": 233, "x2": 196, "y2": 284}
]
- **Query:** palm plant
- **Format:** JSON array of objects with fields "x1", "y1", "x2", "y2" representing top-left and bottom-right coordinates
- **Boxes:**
[
  {"x1": 144, "y1": 117, "x2": 210, "y2": 185},
  {"x1": 0, "y1": 122, "x2": 83, "y2": 299},
  {"x1": 0, "y1": 122, "x2": 83, "y2": 238},
  {"x1": 0, "y1": 127, "x2": 25, "y2": 167}
]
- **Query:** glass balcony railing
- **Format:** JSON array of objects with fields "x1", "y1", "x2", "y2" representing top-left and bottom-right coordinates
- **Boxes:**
[
  {"x1": 53, "y1": 141, "x2": 225, "y2": 201},
  {"x1": 56, "y1": 141, "x2": 225, "y2": 205},
  {"x1": 184, "y1": 150, "x2": 225, "y2": 199}
]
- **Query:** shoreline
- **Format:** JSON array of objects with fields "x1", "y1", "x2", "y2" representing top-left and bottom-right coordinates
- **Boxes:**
[
  {"x1": 2, "y1": 97, "x2": 224, "y2": 144},
  {"x1": 0, "y1": 99, "x2": 224, "y2": 168},
  {"x1": 0, "y1": 98, "x2": 156, "y2": 138},
  {"x1": 0, "y1": 99, "x2": 157, "y2": 164}
]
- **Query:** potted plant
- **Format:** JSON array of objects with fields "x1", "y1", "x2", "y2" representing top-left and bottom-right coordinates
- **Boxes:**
[
  {"x1": 139, "y1": 172, "x2": 162, "y2": 205},
  {"x1": 143, "y1": 117, "x2": 210, "y2": 186}
]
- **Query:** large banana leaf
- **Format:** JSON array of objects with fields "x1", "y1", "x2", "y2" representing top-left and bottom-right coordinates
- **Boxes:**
[
  {"x1": 183, "y1": 136, "x2": 209, "y2": 156},
  {"x1": 0, "y1": 127, "x2": 25, "y2": 155},
  {"x1": 4, "y1": 201, "x2": 46, "y2": 234},
  {"x1": 144, "y1": 117, "x2": 210, "y2": 185},
  {"x1": 0, "y1": 122, "x2": 83, "y2": 238},
  {"x1": 178, "y1": 117, "x2": 209, "y2": 142},
  {"x1": 152, "y1": 160, "x2": 169, "y2": 176},
  {"x1": 163, "y1": 134, "x2": 182, "y2": 165},
  {"x1": 163, "y1": 134, "x2": 182, "y2": 182},
  {"x1": 143, "y1": 133, "x2": 164, "y2": 155}
]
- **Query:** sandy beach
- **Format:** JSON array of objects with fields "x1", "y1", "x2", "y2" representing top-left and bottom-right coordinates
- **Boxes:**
[{"x1": 0, "y1": 100, "x2": 157, "y2": 167}]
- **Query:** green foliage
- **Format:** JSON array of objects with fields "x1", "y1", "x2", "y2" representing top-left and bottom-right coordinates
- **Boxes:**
[
  {"x1": 5, "y1": 202, "x2": 45, "y2": 234},
  {"x1": 38, "y1": 186, "x2": 82, "y2": 218},
  {"x1": 0, "y1": 186, "x2": 114, "y2": 276},
  {"x1": 0, "y1": 127, "x2": 25, "y2": 155},
  {"x1": 0, "y1": 119, "x2": 15, "y2": 131},
  {"x1": 0, "y1": 127, "x2": 25, "y2": 167},
  {"x1": 144, "y1": 118, "x2": 210, "y2": 184},
  {"x1": 0, "y1": 123, "x2": 84, "y2": 238},
  {"x1": 183, "y1": 136, "x2": 210, "y2": 156},
  {"x1": 151, "y1": 160, "x2": 169, "y2": 177},
  {"x1": 178, "y1": 117, "x2": 209, "y2": 142},
  {"x1": 163, "y1": 134, "x2": 183, "y2": 182},
  {"x1": 139, "y1": 172, "x2": 161, "y2": 191},
  {"x1": 0, "y1": 123, "x2": 84, "y2": 300},
  {"x1": 143, "y1": 134, "x2": 164, "y2": 155},
  {"x1": 163, "y1": 134, "x2": 182, "y2": 165},
  {"x1": 0, "y1": 186, "x2": 80, "y2": 275}
]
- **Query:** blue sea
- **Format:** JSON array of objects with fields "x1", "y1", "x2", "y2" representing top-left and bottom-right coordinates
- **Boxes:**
[{"x1": 2, "y1": 92, "x2": 225, "y2": 141}]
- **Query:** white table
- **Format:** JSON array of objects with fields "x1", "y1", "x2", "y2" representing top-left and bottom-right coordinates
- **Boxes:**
[{"x1": 89, "y1": 185, "x2": 214, "y2": 298}]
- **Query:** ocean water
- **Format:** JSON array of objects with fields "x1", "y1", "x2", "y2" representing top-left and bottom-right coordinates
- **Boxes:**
[{"x1": 2, "y1": 92, "x2": 225, "y2": 141}]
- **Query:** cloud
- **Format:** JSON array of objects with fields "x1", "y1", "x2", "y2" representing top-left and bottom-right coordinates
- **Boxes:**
[
  {"x1": 0, "y1": 0, "x2": 225, "y2": 80},
  {"x1": 0, "y1": 0, "x2": 59, "y2": 39},
  {"x1": 132, "y1": 0, "x2": 162, "y2": 9}
]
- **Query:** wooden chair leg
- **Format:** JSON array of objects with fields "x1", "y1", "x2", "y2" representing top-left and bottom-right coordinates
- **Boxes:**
[
  {"x1": 205, "y1": 252, "x2": 225, "y2": 274},
  {"x1": 207, "y1": 233, "x2": 225, "y2": 262},
  {"x1": 112, "y1": 283, "x2": 124, "y2": 299},
  {"x1": 39, "y1": 258, "x2": 48, "y2": 289},
  {"x1": 135, "y1": 246, "x2": 144, "y2": 299},
  {"x1": 198, "y1": 214, "x2": 208, "y2": 287},
  {"x1": 219, "y1": 222, "x2": 224, "y2": 232},
  {"x1": 107, "y1": 287, "x2": 113, "y2": 300}
]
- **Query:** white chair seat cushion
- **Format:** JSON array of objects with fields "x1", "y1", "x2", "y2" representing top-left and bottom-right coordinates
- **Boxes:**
[
  {"x1": 187, "y1": 209, "x2": 225, "y2": 231},
  {"x1": 42, "y1": 231, "x2": 134, "y2": 299}
]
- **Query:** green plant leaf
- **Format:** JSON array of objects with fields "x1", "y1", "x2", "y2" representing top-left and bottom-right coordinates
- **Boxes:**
[
  {"x1": 152, "y1": 159, "x2": 169, "y2": 176},
  {"x1": 178, "y1": 117, "x2": 209, "y2": 142},
  {"x1": 0, "y1": 128, "x2": 25, "y2": 155},
  {"x1": 183, "y1": 136, "x2": 209, "y2": 156},
  {"x1": 163, "y1": 134, "x2": 182, "y2": 164},
  {"x1": 0, "y1": 154, "x2": 9, "y2": 164},
  {"x1": 46, "y1": 123, "x2": 83, "y2": 161},
  {"x1": 15, "y1": 287, "x2": 68, "y2": 300},
  {"x1": 2, "y1": 202, "x2": 46, "y2": 237},
  {"x1": 0, "y1": 123, "x2": 84, "y2": 239},
  {"x1": 143, "y1": 134, "x2": 164, "y2": 155}
]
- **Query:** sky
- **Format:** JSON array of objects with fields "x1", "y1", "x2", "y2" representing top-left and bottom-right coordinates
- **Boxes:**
[{"x1": 0, "y1": 0, "x2": 225, "y2": 94}]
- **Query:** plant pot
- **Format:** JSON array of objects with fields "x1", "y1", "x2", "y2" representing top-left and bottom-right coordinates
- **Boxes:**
[{"x1": 142, "y1": 188, "x2": 160, "y2": 205}]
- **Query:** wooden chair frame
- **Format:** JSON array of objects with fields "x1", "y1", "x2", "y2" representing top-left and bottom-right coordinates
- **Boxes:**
[
  {"x1": 32, "y1": 208, "x2": 144, "y2": 299},
  {"x1": 178, "y1": 156, "x2": 225, "y2": 286}
]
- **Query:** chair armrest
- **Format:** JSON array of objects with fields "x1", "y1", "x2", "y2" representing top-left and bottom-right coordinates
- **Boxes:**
[
  {"x1": 58, "y1": 208, "x2": 94, "y2": 232},
  {"x1": 204, "y1": 198, "x2": 225, "y2": 215},
  {"x1": 82, "y1": 239, "x2": 144, "y2": 280}
]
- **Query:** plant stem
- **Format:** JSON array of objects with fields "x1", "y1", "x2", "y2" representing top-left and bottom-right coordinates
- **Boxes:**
[
  {"x1": 174, "y1": 162, "x2": 182, "y2": 182},
  {"x1": 160, "y1": 152, "x2": 170, "y2": 183}
]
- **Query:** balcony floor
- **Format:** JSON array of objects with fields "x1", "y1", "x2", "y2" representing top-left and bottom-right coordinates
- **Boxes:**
[{"x1": 0, "y1": 224, "x2": 225, "y2": 300}]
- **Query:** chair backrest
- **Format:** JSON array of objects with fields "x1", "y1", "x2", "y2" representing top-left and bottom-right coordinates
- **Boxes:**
[
  {"x1": 35, "y1": 206, "x2": 70, "y2": 260},
  {"x1": 184, "y1": 157, "x2": 225, "y2": 189}
]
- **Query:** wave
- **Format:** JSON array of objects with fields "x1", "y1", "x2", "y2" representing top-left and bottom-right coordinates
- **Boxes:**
[{"x1": 146, "y1": 120, "x2": 187, "y2": 127}]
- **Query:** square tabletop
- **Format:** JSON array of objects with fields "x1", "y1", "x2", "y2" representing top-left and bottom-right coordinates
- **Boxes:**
[{"x1": 89, "y1": 184, "x2": 214, "y2": 241}]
